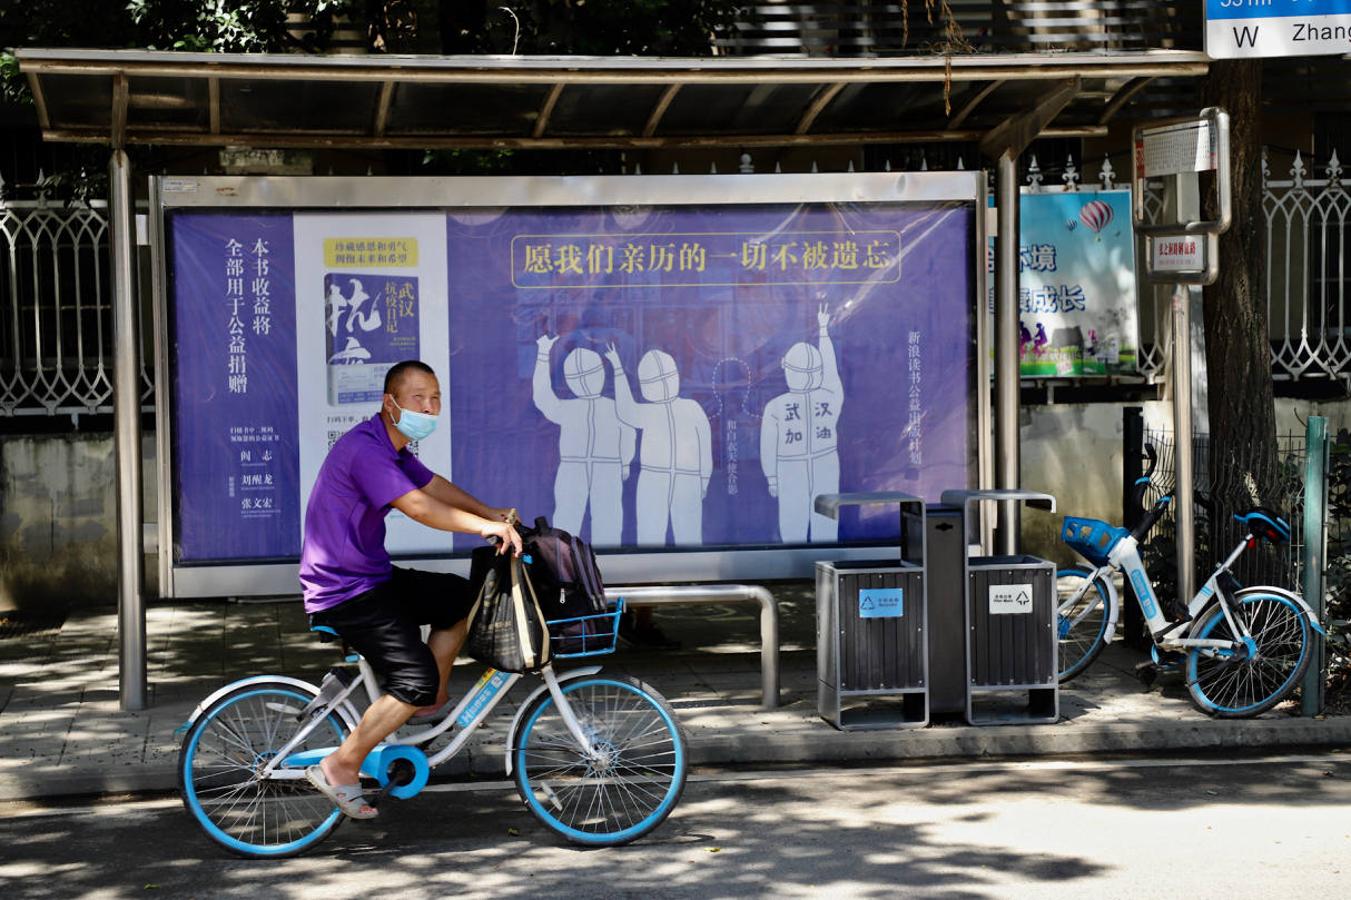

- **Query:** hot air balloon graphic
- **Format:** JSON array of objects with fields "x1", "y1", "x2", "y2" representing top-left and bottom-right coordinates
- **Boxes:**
[
  {"x1": 1065, "y1": 218, "x2": 1078, "y2": 233},
  {"x1": 1078, "y1": 199, "x2": 1113, "y2": 241}
]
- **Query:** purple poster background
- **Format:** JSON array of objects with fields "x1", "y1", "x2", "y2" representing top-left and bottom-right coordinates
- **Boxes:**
[
  {"x1": 447, "y1": 202, "x2": 975, "y2": 548},
  {"x1": 170, "y1": 213, "x2": 299, "y2": 561}
]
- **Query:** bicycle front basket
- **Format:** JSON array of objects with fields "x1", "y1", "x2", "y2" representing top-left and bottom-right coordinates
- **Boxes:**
[
  {"x1": 1062, "y1": 516, "x2": 1128, "y2": 567},
  {"x1": 547, "y1": 598, "x2": 624, "y2": 659}
]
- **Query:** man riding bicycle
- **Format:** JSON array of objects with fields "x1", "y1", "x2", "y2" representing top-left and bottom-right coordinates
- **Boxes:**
[{"x1": 299, "y1": 359, "x2": 522, "y2": 819}]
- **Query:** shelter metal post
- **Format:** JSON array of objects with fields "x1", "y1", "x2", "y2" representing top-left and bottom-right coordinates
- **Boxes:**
[
  {"x1": 1171, "y1": 177, "x2": 1200, "y2": 608},
  {"x1": 1301, "y1": 415, "x2": 1328, "y2": 717},
  {"x1": 110, "y1": 148, "x2": 147, "y2": 711},
  {"x1": 994, "y1": 151, "x2": 1021, "y2": 553}
]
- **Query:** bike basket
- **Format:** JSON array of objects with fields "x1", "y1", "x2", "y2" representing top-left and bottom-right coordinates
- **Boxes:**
[
  {"x1": 1061, "y1": 517, "x2": 1128, "y2": 567},
  {"x1": 547, "y1": 597, "x2": 624, "y2": 659}
]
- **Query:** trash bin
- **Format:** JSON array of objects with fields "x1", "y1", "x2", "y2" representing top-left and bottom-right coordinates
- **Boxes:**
[
  {"x1": 814, "y1": 492, "x2": 928, "y2": 730},
  {"x1": 939, "y1": 490, "x2": 1059, "y2": 725},
  {"x1": 901, "y1": 503, "x2": 968, "y2": 717}
]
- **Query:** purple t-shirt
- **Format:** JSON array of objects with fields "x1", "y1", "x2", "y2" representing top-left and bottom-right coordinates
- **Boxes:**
[{"x1": 300, "y1": 415, "x2": 434, "y2": 613}]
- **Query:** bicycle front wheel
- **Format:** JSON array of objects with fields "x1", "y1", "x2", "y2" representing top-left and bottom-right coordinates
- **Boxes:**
[
  {"x1": 179, "y1": 681, "x2": 350, "y2": 859},
  {"x1": 1057, "y1": 567, "x2": 1112, "y2": 683},
  {"x1": 1186, "y1": 591, "x2": 1313, "y2": 718},
  {"x1": 512, "y1": 675, "x2": 688, "y2": 846}
]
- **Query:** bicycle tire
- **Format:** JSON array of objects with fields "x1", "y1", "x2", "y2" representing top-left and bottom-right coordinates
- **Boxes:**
[
  {"x1": 179, "y1": 681, "x2": 350, "y2": 859},
  {"x1": 511, "y1": 675, "x2": 688, "y2": 846},
  {"x1": 1186, "y1": 591, "x2": 1313, "y2": 718},
  {"x1": 1056, "y1": 567, "x2": 1112, "y2": 683}
]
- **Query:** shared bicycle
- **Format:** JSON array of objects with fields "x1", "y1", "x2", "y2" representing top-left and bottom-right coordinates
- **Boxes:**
[
  {"x1": 177, "y1": 597, "x2": 689, "y2": 858},
  {"x1": 1056, "y1": 446, "x2": 1326, "y2": 717}
]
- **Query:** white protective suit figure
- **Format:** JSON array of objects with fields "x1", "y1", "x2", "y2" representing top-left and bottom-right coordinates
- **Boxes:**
[
  {"x1": 533, "y1": 335, "x2": 635, "y2": 546},
  {"x1": 761, "y1": 304, "x2": 843, "y2": 543},
  {"x1": 604, "y1": 344, "x2": 713, "y2": 546}
]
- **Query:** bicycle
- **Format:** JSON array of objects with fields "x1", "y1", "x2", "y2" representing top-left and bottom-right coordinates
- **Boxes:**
[
  {"x1": 1055, "y1": 445, "x2": 1326, "y2": 717},
  {"x1": 176, "y1": 595, "x2": 689, "y2": 858}
]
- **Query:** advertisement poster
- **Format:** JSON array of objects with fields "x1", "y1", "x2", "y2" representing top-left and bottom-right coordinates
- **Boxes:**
[
  {"x1": 988, "y1": 190, "x2": 1137, "y2": 377},
  {"x1": 169, "y1": 212, "x2": 301, "y2": 561},
  {"x1": 293, "y1": 213, "x2": 452, "y2": 556},
  {"x1": 168, "y1": 196, "x2": 976, "y2": 563}
]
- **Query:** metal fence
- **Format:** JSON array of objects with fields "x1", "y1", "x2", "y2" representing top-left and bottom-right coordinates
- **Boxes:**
[
  {"x1": 1263, "y1": 148, "x2": 1351, "y2": 381},
  {"x1": 1134, "y1": 426, "x2": 1309, "y2": 604},
  {"x1": 0, "y1": 196, "x2": 153, "y2": 417}
]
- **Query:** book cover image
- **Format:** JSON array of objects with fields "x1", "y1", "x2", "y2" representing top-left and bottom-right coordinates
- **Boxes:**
[{"x1": 325, "y1": 273, "x2": 420, "y2": 405}]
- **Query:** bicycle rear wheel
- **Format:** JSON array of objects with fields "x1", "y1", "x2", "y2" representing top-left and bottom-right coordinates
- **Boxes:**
[
  {"x1": 1186, "y1": 591, "x2": 1313, "y2": 718},
  {"x1": 179, "y1": 681, "x2": 350, "y2": 858},
  {"x1": 512, "y1": 675, "x2": 687, "y2": 846},
  {"x1": 1056, "y1": 567, "x2": 1112, "y2": 683}
]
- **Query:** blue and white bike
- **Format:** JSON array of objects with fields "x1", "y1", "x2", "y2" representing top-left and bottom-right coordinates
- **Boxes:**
[
  {"x1": 176, "y1": 597, "x2": 688, "y2": 858},
  {"x1": 1056, "y1": 446, "x2": 1326, "y2": 717}
]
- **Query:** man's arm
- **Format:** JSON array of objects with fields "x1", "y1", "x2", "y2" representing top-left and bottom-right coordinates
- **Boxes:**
[
  {"x1": 421, "y1": 475, "x2": 514, "y2": 523},
  {"x1": 391, "y1": 487, "x2": 522, "y2": 554}
]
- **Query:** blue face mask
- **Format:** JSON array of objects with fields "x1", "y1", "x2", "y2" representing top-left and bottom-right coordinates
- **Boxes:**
[{"x1": 390, "y1": 400, "x2": 437, "y2": 442}]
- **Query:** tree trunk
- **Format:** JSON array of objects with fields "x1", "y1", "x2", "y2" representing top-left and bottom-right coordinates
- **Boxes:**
[{"x1": 1199, "y1": 59, "x2": 1281, "y2": 574}]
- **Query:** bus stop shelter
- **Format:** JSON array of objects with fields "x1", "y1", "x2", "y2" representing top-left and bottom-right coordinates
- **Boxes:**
[{"x1": 17, "y1": 48, "x2": 1211, "y2": 709}]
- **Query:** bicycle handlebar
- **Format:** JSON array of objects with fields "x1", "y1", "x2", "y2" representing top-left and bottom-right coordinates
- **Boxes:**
[{"x1": 1129, "y1": 444, "x2": 1171, "y2": 540}]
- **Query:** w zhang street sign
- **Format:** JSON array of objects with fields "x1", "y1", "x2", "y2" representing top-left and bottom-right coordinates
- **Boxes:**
[{"x1": 1206, "y1": 0, "x2": 1351, "y2": 60}]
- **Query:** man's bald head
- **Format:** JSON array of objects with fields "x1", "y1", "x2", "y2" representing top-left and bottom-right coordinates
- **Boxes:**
[{"x1": 383, "y1": 360, "x2": 436, "y2": 396}]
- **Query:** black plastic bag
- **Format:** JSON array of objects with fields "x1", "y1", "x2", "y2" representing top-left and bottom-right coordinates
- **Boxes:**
[{"x1": 464, "y1": 553, "x2": 551, "y2": 673}]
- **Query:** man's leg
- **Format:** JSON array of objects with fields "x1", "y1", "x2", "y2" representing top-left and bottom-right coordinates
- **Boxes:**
[
  {"x1": 416, "y1": 618, "x2": 468, "y2": 714},
  {"x1": 320, "y1": 694, "x2": 417, "y2": 793}
]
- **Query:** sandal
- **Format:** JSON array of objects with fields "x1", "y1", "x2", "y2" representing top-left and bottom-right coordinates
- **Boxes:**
[{"x1": 306, "y1": 765, "x2": 378, "y2": 820}]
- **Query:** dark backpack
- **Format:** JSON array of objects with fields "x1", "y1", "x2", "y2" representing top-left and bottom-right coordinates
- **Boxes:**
[{"x1": 518, "y1": 516, "x2": 608, "y2": 622}]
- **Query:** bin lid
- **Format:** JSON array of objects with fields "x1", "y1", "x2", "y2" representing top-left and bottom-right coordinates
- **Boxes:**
[
  {"x1": 938, "y1": 489, "x2": 1056, "y2": 514},
  {"x1": 814, "y1": 491, "x2": 925, "y2": 520}
]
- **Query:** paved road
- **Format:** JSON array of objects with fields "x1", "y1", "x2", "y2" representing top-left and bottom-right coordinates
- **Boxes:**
[{"x1": 2, "y1": 753, "x2": 1348, "y2": 898}]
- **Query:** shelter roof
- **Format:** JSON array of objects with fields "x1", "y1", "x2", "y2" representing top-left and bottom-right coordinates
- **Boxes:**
[{"x1": 17, "y1": 48, "x2": 1210, "y2": 154}]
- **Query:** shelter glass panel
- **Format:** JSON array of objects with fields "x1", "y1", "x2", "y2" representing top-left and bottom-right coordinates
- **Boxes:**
[
  {"x1": 37, "y1": 74, "x2": 112, "y2": 128},
  {"x1": 814, "y1": 82, "x2": 945, "y2": 134},
  {"x1": 384, "y1": 83, "x2": 547, "y2": 136},
  {"x1": 544, "y1": 84, "x2": 667, "y2": 136},
  {"x1": 219, "y1": 79, "x2": 379, "y2": 133},
  {"x1": 659, "y1": 83, "x2": 820, "y2": 136},
  {"x1": 127, "y1": 76, "x2": 210, "y2": 129}
]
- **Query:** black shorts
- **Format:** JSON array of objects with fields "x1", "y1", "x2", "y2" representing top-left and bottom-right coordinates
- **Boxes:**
[{"x1": 310, "y1": 567, "x2": 476, "y2": 707}]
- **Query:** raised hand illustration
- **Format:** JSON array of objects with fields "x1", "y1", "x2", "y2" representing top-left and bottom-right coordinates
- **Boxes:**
[{"x1": 532, "y1": 335, "x2": 634, "y2": 546}]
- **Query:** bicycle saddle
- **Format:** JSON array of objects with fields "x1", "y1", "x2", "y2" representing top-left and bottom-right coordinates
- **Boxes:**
[{"x1": 1234, "y1": 507, "x2": 1291, "y2": 544}]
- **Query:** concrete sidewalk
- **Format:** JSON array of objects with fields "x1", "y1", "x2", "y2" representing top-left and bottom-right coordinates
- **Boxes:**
[{"x1": 2, "y1": 584, "x2": 1347, "y2": 803}]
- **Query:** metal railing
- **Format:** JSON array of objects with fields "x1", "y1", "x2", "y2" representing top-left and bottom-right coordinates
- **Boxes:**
[
  {"x1": 1134, "y1": 426, "x2": 1309, "y2": 602},
  {"x1": 0, "y1": 195, "x2": 153, "y2": 418},
  {"x1": 1263, "y1": 148, "x2": 1351, "y2": 381}
]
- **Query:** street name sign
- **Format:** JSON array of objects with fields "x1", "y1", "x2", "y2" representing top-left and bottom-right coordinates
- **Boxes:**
[{"x1": 1206, "y1": 0, "x2": 1351, "y2": 60}]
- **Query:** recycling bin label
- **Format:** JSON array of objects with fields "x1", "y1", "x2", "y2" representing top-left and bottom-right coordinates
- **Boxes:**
[
  {"x1": 859, "y1": 588, "x2": 904, "y2": 619},
  {"x1": 989, "y1": 583, "x2": 1034, "y2": 615}
]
